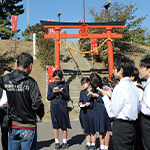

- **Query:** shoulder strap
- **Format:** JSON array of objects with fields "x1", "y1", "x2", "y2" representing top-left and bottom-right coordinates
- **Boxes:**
[
  {"x1": 50, "y1": 83, "x2": 53, "y2": 92},
  {"x1": 0, "y1": 88, "x2": 3, "y2": 99},
  {"x1": 63, "y1": 83, "x2": 66, "y2": 93},
  {"x1": 136, "y1": 85, "x2": 144, "y2": 91}
]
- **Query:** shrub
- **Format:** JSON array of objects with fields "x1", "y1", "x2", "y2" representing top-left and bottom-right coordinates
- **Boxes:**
[
  {"x1": 141, "y1": 52, "x2": 150, "y2": 60},
  {"x1": 36, "y1": 38, "x2": 55, "y2": 67}
]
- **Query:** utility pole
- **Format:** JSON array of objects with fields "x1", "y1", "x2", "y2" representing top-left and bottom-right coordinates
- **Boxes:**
[
  {"x1": 83, "y1": 0, "x2": 85, "y2": 23},
  {"x1": 27, "y1": 0, "x2": 29, "y2": 27}
]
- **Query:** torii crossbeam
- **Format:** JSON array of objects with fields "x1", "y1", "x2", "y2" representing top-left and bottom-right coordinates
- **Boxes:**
[{"x1": 40, "y1": 21, "x2": 125, "y2": 78}]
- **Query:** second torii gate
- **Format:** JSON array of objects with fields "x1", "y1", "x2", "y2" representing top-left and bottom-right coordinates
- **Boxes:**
[{"x1": 40, "y1": 21, "x2": 125, "y2": 78}]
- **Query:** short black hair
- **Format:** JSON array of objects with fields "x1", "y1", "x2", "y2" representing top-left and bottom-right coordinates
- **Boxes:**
[
  {"x1": 1, "y1": 66, "x2": 12, "y2": 75},
  {"x1": 90, "y1": 73, "x2": 102, "y2": 88},
  {"x1": 17, "y1": 52, "x2": 33, "y2": 69},
  {"x1": 140, "y1": 58, "x2": 150, "y2": 69},
  {"x1": 53, "y1": 70, "x2": 63, "y2": 79},
  {"x1": 131, "y1": 67, "x2": 139, "y2": 81},
  {"x1": 81, "y1": 77, "x2": 90, "y2": 85},
  {"x1": 114, "y1": 56, "x2": 135, "y2": 77}
]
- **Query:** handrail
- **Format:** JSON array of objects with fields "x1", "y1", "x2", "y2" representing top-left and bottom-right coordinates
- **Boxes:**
[{"x1": 68, "y1": 47, "x2": 84, "y2": 77}]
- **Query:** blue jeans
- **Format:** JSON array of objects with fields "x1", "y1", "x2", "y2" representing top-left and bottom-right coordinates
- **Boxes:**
[{"x1": 8, "y1": 128, "x2": 37, "y2": 150}]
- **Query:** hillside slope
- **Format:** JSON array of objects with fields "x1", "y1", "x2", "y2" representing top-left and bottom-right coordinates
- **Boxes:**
[{"x1": 0, "y1": 39, "x2": 150, "y2": 120}]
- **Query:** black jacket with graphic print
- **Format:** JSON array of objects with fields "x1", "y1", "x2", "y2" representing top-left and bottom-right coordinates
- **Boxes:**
[{"x1": 0, "y1": 69, "x2": 44, "y2": 124}]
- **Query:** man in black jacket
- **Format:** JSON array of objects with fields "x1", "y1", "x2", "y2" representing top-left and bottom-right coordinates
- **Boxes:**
[{"x1": 0, "y1": 52, "x2": 44, "y2": 150}]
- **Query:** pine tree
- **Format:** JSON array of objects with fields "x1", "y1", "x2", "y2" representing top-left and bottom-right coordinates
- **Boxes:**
[{"x1": 0, "y1": 0, "x2": 24, "y2": 39}]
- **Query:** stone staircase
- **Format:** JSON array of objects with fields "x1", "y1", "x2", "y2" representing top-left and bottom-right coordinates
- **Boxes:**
[{"x1": 60, "y1": 41, "x2": 92, "y2": 112}]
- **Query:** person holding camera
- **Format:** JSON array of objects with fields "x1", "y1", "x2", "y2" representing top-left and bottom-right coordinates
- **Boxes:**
[
  {"x1": 89, "y1": 73, "x2": 111, "y2": 150},
  {"x1": 79, "y1": 77, "x2": 96, "y2": 150},
  {"x1": 98, "y1": 56, "x2": 140, "y2": 150},
  {"x1": 47, "y1": 70, "x2": 71, "y2": 150}
]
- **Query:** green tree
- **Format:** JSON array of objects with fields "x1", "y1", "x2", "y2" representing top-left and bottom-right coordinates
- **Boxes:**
[
  {"x1": 78, "y1": 1, "x2": 149, "y2": 64},
  {"x1": 0, "y1": 0, "x2": 24, "y2": 39},
  {"x1": 89, "y1": 1, "x2": 148, "y2": 44}
]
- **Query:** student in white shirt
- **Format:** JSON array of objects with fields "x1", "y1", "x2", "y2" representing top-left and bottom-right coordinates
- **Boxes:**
[
  {"x1": 97, "y1": 56, "x2": 140, "y2": 150},
  {"x1": 130, "y1": 67, "x2": 144, "y2": 150},
  {"x1": 0, "y1": 66, "x2": 12, "y2": 150},
  {"x1": 139, "y1": 58, "x2": 150, "y2": 150}
]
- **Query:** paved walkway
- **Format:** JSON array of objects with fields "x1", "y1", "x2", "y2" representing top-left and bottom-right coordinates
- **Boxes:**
[{"x1": 0, "y1": 121, "x2": 114, "y2": 150}]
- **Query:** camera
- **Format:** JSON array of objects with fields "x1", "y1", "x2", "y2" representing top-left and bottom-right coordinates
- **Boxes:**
[
  {"x1": 102, "y1": 76, "x2": 119, "y2": 91},
  {"x1": 54, "y1": 87, "x2": 59, "y2": 90}
]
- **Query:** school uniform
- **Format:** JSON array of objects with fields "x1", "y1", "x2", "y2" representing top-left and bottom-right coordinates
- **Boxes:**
[
  {"x1": 79, "y1": 90, "x2": 84, "y2": 129},
  {"x1": 79, "y1": 89, "x2": 95, "y2": 134},
  {"x1": 103, "y1": 77, "x2": 140, "y2": 150},
  {"x1": 132, "y1": 82, "x2": 144, "y2": 150},
  {"x1": 93, "y1": 89, "x2": 111, "y2": 132},
  {"x1": 138, "y1": 78, "x2": 150, "y2": 150},
  {"x1": 47, "y1": 81, "x2": 71, "y2": 130}
]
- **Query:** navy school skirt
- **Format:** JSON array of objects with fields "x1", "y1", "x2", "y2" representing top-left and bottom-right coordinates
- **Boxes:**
[
  {"x1": 94, "y1": 102, "x2": 111, "y2": 132},
  {"x1": 80, "y1": 108, "x2": 96, "y2": 134},
  {"x1": 50, "y1": 104, "x2": 71, "y2": 130}
]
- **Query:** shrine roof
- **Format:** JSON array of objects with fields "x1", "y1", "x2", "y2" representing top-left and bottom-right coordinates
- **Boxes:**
[{"x1": 40, "y1": 20, "x2": 125, "y2": 26}]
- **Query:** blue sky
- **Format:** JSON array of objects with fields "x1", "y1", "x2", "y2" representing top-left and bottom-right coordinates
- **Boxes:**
[{"x1": 17, "y1": 0, "x2": 150, "y2": 42}]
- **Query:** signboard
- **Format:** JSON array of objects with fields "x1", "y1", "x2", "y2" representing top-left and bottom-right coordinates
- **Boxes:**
[
  {"x1": 47, "y1": 66, "x2": 59, "y2": 84},
  {"x1": 92, "y1": 38, "x2": 99, "y2": 55},
  {"x1": 48, "y1": 20, "x2": 55, "y2": 34},
  {"x1": 12, "y1": 15, "x2": 18, "y2": 32}
]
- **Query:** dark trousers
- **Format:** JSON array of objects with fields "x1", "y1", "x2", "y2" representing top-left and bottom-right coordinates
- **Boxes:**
[
  {"x1": 0, "y1": 108, "x2": 8, "y2": 150},
  {"x1": 112, "y1": 119, "x2": 136, "y2": 150},
  {"x1": 140, "y1": 112, "x2": 150, "y2": 150},
  {"x1": 134, "y1": 115, "x2": 144, "y2": 150}
]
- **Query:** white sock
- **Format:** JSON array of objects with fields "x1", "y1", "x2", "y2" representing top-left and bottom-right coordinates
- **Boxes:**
[
  {"x1": 87, "y1": 142, "x2": 91, "y2": 146},
  {"x1": 63, "y1": 138, "x2": 67, "y2": 143},
  {"x1": 91, "y1": 143, "x2": 95, "y2": 146},
  {"x1": 105, "y1": 145, "x2": 109, "y2": 150},
  {"x1": 55, "y1": 138, "x2": 59, "y2": 143},
  {"x1": 100, "y1": 145, "x2": 105, "y2": 149}
]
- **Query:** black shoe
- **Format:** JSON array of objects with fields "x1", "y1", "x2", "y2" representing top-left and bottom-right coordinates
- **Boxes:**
[
  {"x1": 89, "y1": 145, "x2": 96, "y2": 150},
  {"x1": 54, "y1": 143, "x2": 60, "y2": 150},
  {"x1": 60, "y1": 143, "x2": 69, "y2": 150},
  {"x1": 84, "y1": 145, "x2": 91, "y2": 150}
]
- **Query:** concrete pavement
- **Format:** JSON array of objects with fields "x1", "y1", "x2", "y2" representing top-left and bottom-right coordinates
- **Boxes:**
[{"x1": 0, "y1": 120, "x2": 114, "y2": 150}]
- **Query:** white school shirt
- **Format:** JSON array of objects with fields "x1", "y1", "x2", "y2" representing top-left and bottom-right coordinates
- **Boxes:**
[
  {"x1": 138, "y1": 78, "x2": 150, "y2": 116},
  {"x1": 103, "y1": 77, "x2": 140, "y2": 121},
  {"x1": 133, "y1": 81, "x2": 143, "y2": 102},
  {"x1": 0, "y1": 90, "x2": 8, "y2": 108}
]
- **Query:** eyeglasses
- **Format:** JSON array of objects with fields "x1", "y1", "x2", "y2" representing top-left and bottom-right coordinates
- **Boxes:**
[{"x1": 113, "y1": 67, "x2": 117, "y2": 70}]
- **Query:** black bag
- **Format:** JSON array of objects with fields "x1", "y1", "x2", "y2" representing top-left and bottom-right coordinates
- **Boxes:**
[{"x1": 2, "y1": 114, "x2": 11, "y2": 129}]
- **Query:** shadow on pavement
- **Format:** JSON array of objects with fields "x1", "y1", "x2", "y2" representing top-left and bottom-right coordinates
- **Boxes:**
[
  {"x1": 67, "y1": 134, "x2": 85, "y2": 147},
  {"x1": 37, "y1": 139, "x2": 55, "y2": 149}
]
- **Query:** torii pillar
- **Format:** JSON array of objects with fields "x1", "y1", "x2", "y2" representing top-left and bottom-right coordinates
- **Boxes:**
[
  {"x1": 41, "y1": 21, "x2": 125, "y2": 79},
  {"x1": 55, "y1": 27, "x2": 61, "y2": 69},
  {"x1": 106, "y1": 27, "x2": 114, "y2": 77}
]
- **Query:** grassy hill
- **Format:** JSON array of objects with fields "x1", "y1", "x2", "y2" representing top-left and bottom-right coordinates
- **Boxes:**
[{"x1": 0, "y1": 39, "x2": 150, "y2": 121}]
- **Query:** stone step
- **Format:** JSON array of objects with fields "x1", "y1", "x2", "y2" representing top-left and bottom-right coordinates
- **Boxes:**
[{"x1": 60, "y1": 41, "x2": 92, "y2": 111}]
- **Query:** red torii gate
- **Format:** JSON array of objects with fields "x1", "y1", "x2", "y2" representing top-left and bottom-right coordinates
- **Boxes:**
[{"x1": 40, "y1": 21, "x2": 125, "y2": 78}]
